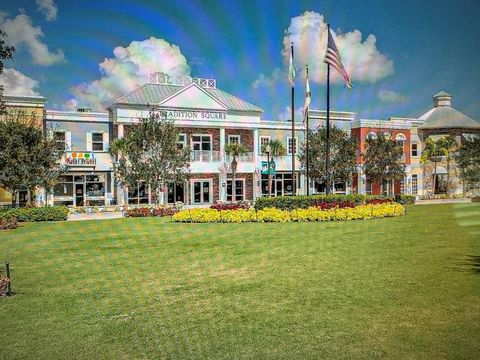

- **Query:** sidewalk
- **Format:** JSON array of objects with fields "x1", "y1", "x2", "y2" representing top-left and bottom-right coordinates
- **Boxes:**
[
  {"x1": 68, "y1": 212, "x2": 124, "y2": 221},
  {"x1": 415, "y1": 198, "x2": 472, "y2": 205}
]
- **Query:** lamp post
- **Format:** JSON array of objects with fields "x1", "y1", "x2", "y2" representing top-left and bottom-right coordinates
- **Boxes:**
[{"x1": 265, "y1": 144, "x2": 272, "y2": 197}]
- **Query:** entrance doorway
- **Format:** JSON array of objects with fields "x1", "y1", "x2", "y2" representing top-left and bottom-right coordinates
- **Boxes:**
[
  {"x1": 168, "y1": 183, "x2": 185, "y2": 203},
  {"x1": 75, "y1": 183, "x2": 84, "y2": 206},
  {"x1": 435, "y1": 174, "x2": 447, "y2": 194},
  {"x1": 191, "y1": 180, "x2": 212, "y2": 204}
]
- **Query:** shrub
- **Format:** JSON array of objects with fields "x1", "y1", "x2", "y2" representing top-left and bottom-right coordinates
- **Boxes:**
[
  {"x1": 210, "y1": 202, "x2": 250, "y2": 211},
  {"x1": 173, "y1": 203, "x2": 405, "y2": 223},
  {"x1": 125, "y1": 206, "x2": 178, "y2": 218},
  {"x1": 2, "y1": 206, "x2": 69, "y2": 222},
  {"x1": 254, "y1": 194, "x2": 395, "y2": 210},
  {"x1": 0, "y1": 217, "x2": 18, "y2": 230},
  {"x1": 472, "y1": 196, "x2": 480, "y2": 203}
]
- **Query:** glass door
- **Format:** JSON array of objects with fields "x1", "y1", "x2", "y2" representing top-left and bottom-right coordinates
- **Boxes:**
[
  {"x1": 75, "y1": 183, "x2": 84, "y2": 206},
  {"x1": 191, "y1": 180, "x2": 211, "y2": 204}
]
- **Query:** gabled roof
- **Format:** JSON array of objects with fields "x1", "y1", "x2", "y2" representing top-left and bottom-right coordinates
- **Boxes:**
[
  {"x1": 419, "y1": 106, "x2": 480, "y2": 130},
  {"x1": 114, "y1": 83, "x2": 263, "y2": 113}
]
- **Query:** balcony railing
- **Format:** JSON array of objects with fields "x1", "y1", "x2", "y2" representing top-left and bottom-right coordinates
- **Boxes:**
[
  {"x1": 191, "y1": 150, "x2": 220, "y2": 162},
  {"x1": 225, "y1": 152, "x2": 254, "y2": 163}
]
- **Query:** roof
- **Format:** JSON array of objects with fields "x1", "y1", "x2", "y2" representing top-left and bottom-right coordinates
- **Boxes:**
[
  {"x1": 419, "y1": 106, "x2": 480, "y2": 130},
  {"x1": 433, "y1": 91, "x2": 451, "y2": 98},
  {"x1": 114, "y1": 83, "x2": 263, "y2": 113}
]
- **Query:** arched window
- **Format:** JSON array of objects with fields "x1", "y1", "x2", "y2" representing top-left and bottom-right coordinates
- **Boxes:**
[
  {"x1": 395, "y1": 133, "x2": 406, "y2": 149},
  {"x1": 383, "y1": 132, "x2": 391, "y2": 140},
  {"x1": 366, "y1": 132, "x2": 377, "y2": 140}
]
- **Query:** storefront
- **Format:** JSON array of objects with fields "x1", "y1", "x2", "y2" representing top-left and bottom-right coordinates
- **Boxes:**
[
  {"x1": 261, "y1": 172, "x2": 301, "y2": 197},
  {"x1": 53, "y1": 173, "x2": 110, "y2": 206}
]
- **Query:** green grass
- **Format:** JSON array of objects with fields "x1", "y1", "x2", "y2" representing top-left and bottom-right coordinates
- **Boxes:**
[{"x1": 0, "y1": 204, "x2": 479, "y2": 359}]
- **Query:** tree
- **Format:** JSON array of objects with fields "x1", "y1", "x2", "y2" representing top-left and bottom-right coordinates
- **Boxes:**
[
  {"x1": 224, "y1": 142, "x2": 248, "y2": 202},
  {"x1": 421, "y1": 137, "x2": 449, "y2": 197},
  {"x1": 298, "y1": 125, "x2": 357, "y2": 193},
  {"x1": 0, "y1": 111, "x2": 65, "y2": 206},
  {"x1": 363, "y1": 132, "x2": 406, "y2": 194},
  {"x1": 438, "y1": 136, "x2": 457, "y2": 196},
  {"x1": 109, "y1": 108, "x2": 191, "y2": 205},
  {"x1": 454, "y1": 136, "x2": 480, "y2": 194},
  {"x1": 261, "y1": 139, "x2": 286, "y2": 197},
  {"x1": 0, "y1": 28, "x2": 15, "y2": 114}
]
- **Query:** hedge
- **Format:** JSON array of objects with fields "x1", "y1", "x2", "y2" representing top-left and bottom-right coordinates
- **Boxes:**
[
  {"x1": 0, "y1": 206, "x2": 69, "y2": 222},
  {"x1": 125, "y1": 207, "x2": 177, "y2": 217},
  {"x1": 254, "y1": 194, "x2": 415, "y2": 210},
  {"x1": 173, "y1": 203, "x2": 405, "y2": 223}
]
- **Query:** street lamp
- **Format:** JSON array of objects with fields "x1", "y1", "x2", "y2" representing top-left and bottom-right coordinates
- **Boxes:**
[{"x1": 265, "y1": 144, "x2": 272, "y2": 197}]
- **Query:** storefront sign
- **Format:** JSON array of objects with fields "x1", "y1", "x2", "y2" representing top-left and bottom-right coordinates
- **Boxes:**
[
  {"x1": 65, "y1": 152, "x2": 96, "y2": 166},
  {"x1": 261, "y1": 161, "x2": 276, "y2": 175},
  {"x1": 158, "y1": 110, "x2": 227, "y2": 121}
]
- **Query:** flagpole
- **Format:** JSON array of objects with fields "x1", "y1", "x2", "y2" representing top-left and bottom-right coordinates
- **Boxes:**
[
  {"x1": 306, "y1": 65, "x2": 310, "y2": 196},
  {"x1": 291, "y1": 42, "x2": 296, "y2": 196},
  {"x1": 325, "y1": 24, "x2": 331, "y2": 196}
]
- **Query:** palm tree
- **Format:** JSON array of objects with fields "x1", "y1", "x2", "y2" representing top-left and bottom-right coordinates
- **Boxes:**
[
  {"x1": 109, "y1": 138, "x2": 129, "y2": 208},
  {"x1": 438, "y1": 136, "x2": 457, "y2": 196},
  {"x1": 421, "y1": 137, "x2": 448, "y2": 197},
  {"x1": 262, "y1": 140, "x2": 287, "y2": 197},
  {"x1": 225, "y1": 143, "x2": 248, "y2": 202}
]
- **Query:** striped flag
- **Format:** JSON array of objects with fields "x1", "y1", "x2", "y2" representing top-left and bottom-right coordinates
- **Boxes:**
[
  {"x1": 288, "y1": 49, "x2": 296, "y2": 87},
  {"x1": 303, "y1": 69, "x2": 311, "y2": 121},
  {"x1": 324, "y1": 27, "x2": 352, "y2": 89}
]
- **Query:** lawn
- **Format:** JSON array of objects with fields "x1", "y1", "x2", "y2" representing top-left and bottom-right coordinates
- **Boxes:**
[{"x1": 0, "y1": 204, "x2": 479, "y2": 359}]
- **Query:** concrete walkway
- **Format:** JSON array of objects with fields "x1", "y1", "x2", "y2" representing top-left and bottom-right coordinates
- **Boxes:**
[
  {"x1": 415, "y1": 198, "x2": 472, "y2": 205},
  {"x1": 68, "y1": 212, "x2": 124, "y2": 221}
]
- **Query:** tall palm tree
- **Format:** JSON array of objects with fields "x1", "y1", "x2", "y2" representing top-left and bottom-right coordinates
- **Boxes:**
[
  {"x1": 421, "y1": 137, "x2": 449, "y2": 197},
  {"x1": 225, "y1": 143, "x2": 248, "y2": 202},
  {"x1": 438, "y1": 136, "x2": 457, "y2": 196},
  {"x1": 262, "y1": 140, "x2": 287, "y2": 197}
]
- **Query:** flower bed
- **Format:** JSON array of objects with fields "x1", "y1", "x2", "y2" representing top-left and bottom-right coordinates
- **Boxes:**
[
  {"x1": 173, "y1": 203, "x2": 405, "y2": 223},
  {"x1": 125, "y1": 206, "x2": 178, "y2": 217}
]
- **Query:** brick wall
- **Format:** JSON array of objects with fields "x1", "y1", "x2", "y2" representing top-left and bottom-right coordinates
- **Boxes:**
[{"x1": 225, "y1": 129, "x2": 254, "y2": 151}]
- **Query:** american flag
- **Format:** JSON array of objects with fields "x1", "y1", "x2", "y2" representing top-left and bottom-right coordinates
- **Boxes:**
[{"x1": 324, "y1": 27, "x2": 352, "y2": 89}]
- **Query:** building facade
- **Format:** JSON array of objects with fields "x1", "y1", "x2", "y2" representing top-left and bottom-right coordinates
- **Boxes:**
[{"x1": 2, "y1": 74, "x2": 479, "y2": 207}]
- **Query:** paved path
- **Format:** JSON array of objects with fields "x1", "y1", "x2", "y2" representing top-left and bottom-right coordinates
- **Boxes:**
[
  {"x1": 415, "y1": 198, "x2": 472, "y2": 205},
  {"x1": 68, "y1": 212, "x2": 124, "y2": 221}
]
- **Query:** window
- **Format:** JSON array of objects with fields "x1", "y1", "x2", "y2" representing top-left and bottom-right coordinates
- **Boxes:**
[
  {"x1": 383, "y1": 132, "x2": 391, "y2": 140},
  {"x1": 228, "y1": 135, "x2": 240, "y2": 144},
  {"x1": 411, "y1": 142, "x2": 418, "y2": 157},
  {"x1": 396, "y1": 133, "x2": 406, "y2": 149},
  {"x1": 260, "y1": 136, "x2": 271, "y2": 154},
  {"x1": 54, "y1": 131, "x2": 66, "y2": 151},
  {"x1": 227, "y1": 179, "x2": 245, "y2": 202},
  {"x1": 411, "y1": 174, "x2": 418, "y2": 195},
  {"x1": 366, "y1": 132, "x2": 377, "y2": 140},
  {"x1": 400, "y1": 178, "x2": 405, "y2": 194},
  {"x1": 191, "y1": 180, "x2": 211, "y2": 204},
  {"x1": 287, "y1": 137, "x2": 298, "y2": 155},
  {"x1": 92, "y1": 133, "x2": 104, "y2": 151},
  {"x1": 128, "y1": 182, "x2": 149, "y2": 204},
  {"x1": 86, "y1": 174, "x2": 105, "y2": 197},
  {"x1": 366, "y1": 179, "x2": 372, "y2": 195},
  {"x1": 191, "y1": 135, "x2": 211, "y2": 151},
  {"x1": 177, "y1": 134, "x2": 186, "y2": 149}
]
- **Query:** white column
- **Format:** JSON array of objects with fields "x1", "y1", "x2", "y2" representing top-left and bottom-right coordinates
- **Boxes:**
[
  {"x1": 117, "y1": 124, "x2": 124, "y2": 139},
  {"x1": 253, "y1": 129, "x2": 260, "y2": 200},
  {"x1": 220, "y1": 128, "x2": 225, "y2": 161}
]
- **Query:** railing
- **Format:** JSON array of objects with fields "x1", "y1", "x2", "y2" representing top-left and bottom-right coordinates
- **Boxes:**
[
  {"x1": 225, "y1": 152, "x2": 254, "y2": 163},
  {"x1": 191, "y1": 150, "x2": 220, "y2": 162}
]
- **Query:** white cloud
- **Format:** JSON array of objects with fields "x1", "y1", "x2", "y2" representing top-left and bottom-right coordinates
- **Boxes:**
[
  {"x1": 255, "y1": 11, "x2": 394, "y2": 88},
  {"x1": 67, "y1": 37, "x2": 191, "y2": 111},
  {"x1": 252, "y1": 68, "x2": 285, "y2": 89},
  {"x1": 378, "y1": 89, "x2": 406, "y2": 103},
  {"x1": 36, "y1": 0, "x2": 58, "y2": 21},
  {"x1": 0, "y1": 68, "x2": 40, "y2": 96},
  {"x1": 0, "y1": 13, "x2": 64, "y2": 65},
  {"x1": 278, "y1": 105, "x2": 305, "y2": 122}
]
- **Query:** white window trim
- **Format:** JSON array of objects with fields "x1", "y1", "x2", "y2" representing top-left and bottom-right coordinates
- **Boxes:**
[
  {"x1": 191, "y1": 133, "x2": 213, "y2": 151},
  {"x1": 411, "y1": 142, "x2": 418, "y2": 157},
  {"x1": 259, "y1": 136, "x2": 271, "y2": 154},
  {"x1": 91, "y1": 132, "x2": 104, "y2": 152},
  {"x1": 226, "y1": 178, "x2": 246, "y2": 202},
  {"x1": 190, "y1": 179, "x2": 213, "y2": 204},
  {"x1": 227, "y1": 134, "x2": 241, "y2": 145},
  {"x1": 177, "y1": 133, "x2": 187, "y2": 148},
  {"x1": 53, "y1": 130, "x2": 67, "y2": 151},
  {"x1": 395, "y1": 133, "x2": 406, "y2": 141},
  {"x1": 287, "y1": 137, "x2": 298, "y2": 155}
]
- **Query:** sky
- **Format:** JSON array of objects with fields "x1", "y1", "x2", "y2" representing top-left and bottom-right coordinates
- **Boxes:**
[{"x1": 1, "y1": 0, "x2": 479, "y2": 122}]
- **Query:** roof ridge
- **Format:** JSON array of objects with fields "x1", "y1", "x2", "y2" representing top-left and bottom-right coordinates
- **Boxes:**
[{"x1": 209, "y1": 87, "x2": 263, "y2": 112}]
